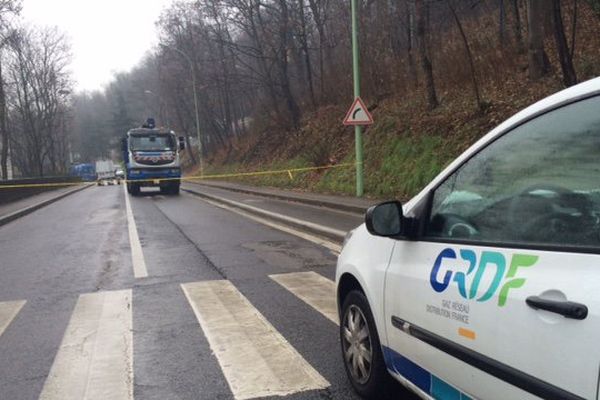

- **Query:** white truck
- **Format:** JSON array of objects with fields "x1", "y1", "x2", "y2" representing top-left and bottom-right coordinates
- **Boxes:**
[{"x1": 95, "y1": 160, "x2": 116, "y2": 184}]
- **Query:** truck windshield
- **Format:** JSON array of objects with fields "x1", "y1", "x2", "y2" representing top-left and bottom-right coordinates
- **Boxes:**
[{"x1": 130, "y1": 135, "x2": 175, "y2": 151}]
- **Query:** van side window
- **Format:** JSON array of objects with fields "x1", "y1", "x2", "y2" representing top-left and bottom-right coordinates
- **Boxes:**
[{"x1": 426, "y1": 96, "x2": 600, "y2": 249}]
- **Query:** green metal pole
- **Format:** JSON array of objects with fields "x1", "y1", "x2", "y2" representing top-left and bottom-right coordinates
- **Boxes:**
[{"x1": 351, "y1": 0, "x2": 364, "y2": 197}]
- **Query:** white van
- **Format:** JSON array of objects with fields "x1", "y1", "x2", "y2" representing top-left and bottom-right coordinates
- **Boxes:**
[{"x1": 336, "y1": 77, "x2": 600, "y2": 400}]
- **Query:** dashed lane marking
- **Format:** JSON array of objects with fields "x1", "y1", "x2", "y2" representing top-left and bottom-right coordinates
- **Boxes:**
[
  {"x1": 124, "y1": 185, "x2": 148, "y2": 278},
  {"x1": 270, "y1": 272, "x2": 338, "y2": 325},
  {"x1": 181, "y1": 280, "x2": 330, "y2": 400},
  {"x1": 0, "y1": 300, "x2": 26, "y2": 338},
  {"x1": 39, "y1": 290, "x2": 133, "y2": 400}
]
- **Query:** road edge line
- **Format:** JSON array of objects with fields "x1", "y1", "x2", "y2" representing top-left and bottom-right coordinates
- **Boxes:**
[
  {"x1": 182, "y1": 192, "x2": 342, "y2": 254},
  {"x1": 186, "y1": 181, "x2": 368, "y2": 215},
  {"x1": 182, "y1": 186, "x2": 346, "y2": 242},
  {"x1": 0, "y1": 184, "x2": 93, "y2": 227}
]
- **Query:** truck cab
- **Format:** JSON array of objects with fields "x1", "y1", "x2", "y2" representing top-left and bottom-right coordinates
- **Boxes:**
[{"x1": 122, "y1": 121, "x2": 185, "y2": 196}]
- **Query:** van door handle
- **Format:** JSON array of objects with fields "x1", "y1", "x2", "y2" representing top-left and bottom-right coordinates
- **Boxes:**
[{"x1": 526, "y1": 296, "x2": 588, "y2": 320}]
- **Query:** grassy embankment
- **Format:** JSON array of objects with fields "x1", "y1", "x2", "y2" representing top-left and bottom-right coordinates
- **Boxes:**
[{"x1": 191, "y1": 78, "x2": 564, "y2": 201}]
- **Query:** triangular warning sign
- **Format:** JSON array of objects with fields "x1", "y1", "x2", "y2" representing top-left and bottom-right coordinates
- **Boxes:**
[{"x1": 343, "y1": 97, "x2": 374, "y2": 126}]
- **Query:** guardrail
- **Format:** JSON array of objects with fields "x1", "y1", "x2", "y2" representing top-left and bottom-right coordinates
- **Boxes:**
[{"x1": 0, "y1": 177, "x2": 83, "y2": 205}]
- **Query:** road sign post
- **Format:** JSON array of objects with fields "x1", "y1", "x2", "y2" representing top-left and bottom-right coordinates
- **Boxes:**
[{"x1": 351, "y1": 0, "x2": 363, "y2": 197}]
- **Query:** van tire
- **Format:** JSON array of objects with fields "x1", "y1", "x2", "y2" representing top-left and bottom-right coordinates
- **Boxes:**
[{"x1": 340, "y1": 290, "x2": 391, "y2": 399}]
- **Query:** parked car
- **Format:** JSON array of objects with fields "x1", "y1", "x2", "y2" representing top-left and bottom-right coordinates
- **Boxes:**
[
  {"x1": 336, "y1": 77, "x2": 600, "y2": 400},
  {"x1": 115, "y1": 169, "x2": 125, "y2": 184}
]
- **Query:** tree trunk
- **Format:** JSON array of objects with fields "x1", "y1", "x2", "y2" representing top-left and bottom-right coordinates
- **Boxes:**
[
  {"x1": 447, "y1": 0, "x2": 483, "y2": 111},
  {"x1": 406, "y1": 0, "x2": 418, "y2": 88},
  {"x1": 511, "y1": 0, "x2": 524, "y2": 52},
  {"x1": 551, "y1": 0, "x2": 577, "y2": 86},
  {"x1": 570, "y1": 0, "x2": 578, "y2": 60},
  {"x1": 527, "y1": 0, "x2": 547, "y2": 79},
  {"x1": 278, "y1": 0, "x2": 301, "y2": 128},
  {"x1": 0, "y1": 58, "x2": 8, "y2": 180},
  {"x1": 307, "y1": 0, "x2": 328, "y2": 100},
  {"x1": 415, "y1": 0, "x2": 438, "y2": 109},
  {"x1": 499, "y1": 0, "x2": 506, "y2": 47},
  {"x1": 299, "y1": 0, "x2": 316, "y2": 108}
]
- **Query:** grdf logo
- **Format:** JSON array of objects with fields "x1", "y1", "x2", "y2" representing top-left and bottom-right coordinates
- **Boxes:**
[{"x1": 430, "y1": 248, "x2": 538, "y2": 307}]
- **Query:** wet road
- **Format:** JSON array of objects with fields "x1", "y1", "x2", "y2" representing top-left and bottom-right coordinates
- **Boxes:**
[{"x1": 0, "y1": 185, "x2": 415, "y2": 400}]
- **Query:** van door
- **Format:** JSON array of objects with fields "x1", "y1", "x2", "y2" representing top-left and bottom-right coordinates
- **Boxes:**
[{"x1": 384, "y1": 95, "x2": 600, "y2": 400}]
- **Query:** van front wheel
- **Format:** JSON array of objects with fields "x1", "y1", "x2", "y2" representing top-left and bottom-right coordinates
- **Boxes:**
[{"x1": 340, "y1": 290, "x2": 391, "y2": 399}]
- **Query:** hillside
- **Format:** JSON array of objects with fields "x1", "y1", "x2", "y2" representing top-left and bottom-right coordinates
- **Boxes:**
[
  {"x1": 178, "y1": 2, "x2": 600, "y2": 201},
  {"x1": 193, "y1": 62, "x2": 598, "y2": 201}
]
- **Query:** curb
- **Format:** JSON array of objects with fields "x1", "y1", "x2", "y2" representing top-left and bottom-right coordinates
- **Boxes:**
[
  {"x1": 186, "y1": 181, "x2": 369, "y2": 215},
  {"x1": 182, "y1": 187, "x2": 347, "y2": 242},
  {"x1": 0, "y1": 184, "x2": 93, "y2": 227}
]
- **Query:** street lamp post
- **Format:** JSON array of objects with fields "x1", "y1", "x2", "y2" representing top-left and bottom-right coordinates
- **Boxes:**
[
  {"x1": 351, "y1": 0, "x2": 364, "y2": 197},
  {"x1": 160, "y1": 43, "x2": 203, "y2": 176}
]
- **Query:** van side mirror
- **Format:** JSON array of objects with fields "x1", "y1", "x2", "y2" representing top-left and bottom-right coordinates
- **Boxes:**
[
  {"x1": 178, "y1": 136, "x2": 185, "y2": 151},
  {"x1": 121, "y1": 138, "x2": 128, "y2": 152},
  {"x1": 365, "y1": 201, "x2": 404, "y2": 237}
]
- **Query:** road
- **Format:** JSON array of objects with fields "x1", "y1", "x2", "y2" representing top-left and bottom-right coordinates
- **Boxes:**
[{"x1": 0, "y1": 185, "x2": 415, "y2": 400}]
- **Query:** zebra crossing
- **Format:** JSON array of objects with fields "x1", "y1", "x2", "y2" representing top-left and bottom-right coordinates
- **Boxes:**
[
  {"x1": 182, "y1": 280, "x2": 329, "y2": 400},
  {"x1": 270, "y1": 271, "x2": 339, "y2": 325},
  {"x1": 0, "y1": 271, "x2": 340, "y2": 400},
  {"x1": 0, "y1": 300, "x2": 26, "y2": 338},
  {"x1": 39, "y1": 290, "x2": 133, "y2": 400}
]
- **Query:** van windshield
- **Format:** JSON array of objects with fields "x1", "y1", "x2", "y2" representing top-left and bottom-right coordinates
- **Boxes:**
[{"x1": 130, "y1": 135, "x2": 175, "y2": 151}]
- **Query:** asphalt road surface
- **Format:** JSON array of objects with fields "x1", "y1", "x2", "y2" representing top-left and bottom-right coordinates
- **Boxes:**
[{"x1": 0, "y1": 185, "x2": 416, "y2": 400}]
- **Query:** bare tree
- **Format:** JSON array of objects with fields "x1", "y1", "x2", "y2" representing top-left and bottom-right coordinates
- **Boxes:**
[
  {"x1": 447, "y1": 0, "x2": 483, "y2": 111},
  {"x1": 405, "y1": 0, "x2": 418, "y2": 88},
  {"x1": 499, "y1": 0, "x2": 506, "y2": 47},
  {"x1": 307, "y1": 0, "x2": 330, "y2": 99},
  {"x1": 7, "y1": 26, "x2": 73, "y2": 176},
  {"x1": 551, "y1": 0, "x2": 577, "y2": 86},
  {"x1": 511, "y1": 0, "x2": 524, "y2": 52},
  {"x1": 415, "y1": 0, "x2": 438, "y2": 109},
  {"x1": 527, "y1": 0, "x2": 549, "y2": 80},
  {"x1": 296, "y1": 0, "x2": 316, "y2": 107},
  {"x1": 0, "y1": 0, "x2": 21, "y2": 179}
]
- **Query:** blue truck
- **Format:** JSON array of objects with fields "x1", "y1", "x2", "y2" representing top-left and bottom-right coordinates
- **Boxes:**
[
  {"x1": 69, "y1": 163, "x2": 97, "y2": 181},
  {"x1": 121, "y1": 119, "x2": 185, "y2": 196}
]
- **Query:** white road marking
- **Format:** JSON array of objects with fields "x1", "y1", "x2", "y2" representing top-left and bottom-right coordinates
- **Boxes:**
[
  {"x1": 124, "y1": 185, "x2": 148, "y2": 278},
  {"x1": 185, "y1": 193, "x2": 342, "y2": 254},
  {"x1": 181, "y1": 280, "x2": 329, "y2": 400},
  {"x1": 0, "y1": 300, "x2": 26, "y2": 338},
  {"x1": 270, "y1": 272, "x2": 338, "y2": 325},
  {"x1": 39, "y1": 290, "x2": 133, "y2": 400},
  {"x1": 199, "y1": 192, "x2": 347, "y2": 239}
]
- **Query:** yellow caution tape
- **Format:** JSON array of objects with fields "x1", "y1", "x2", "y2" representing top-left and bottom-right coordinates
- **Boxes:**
[
  {"x1": 184, "y1": 162, "x2": 357, "y2": 180},
  {"x1": 0, "y1": 162, "x2": 358, "y2": 189},
  {"x1": 0, "y1": 181, "x2": 87, "y2": 189}
]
